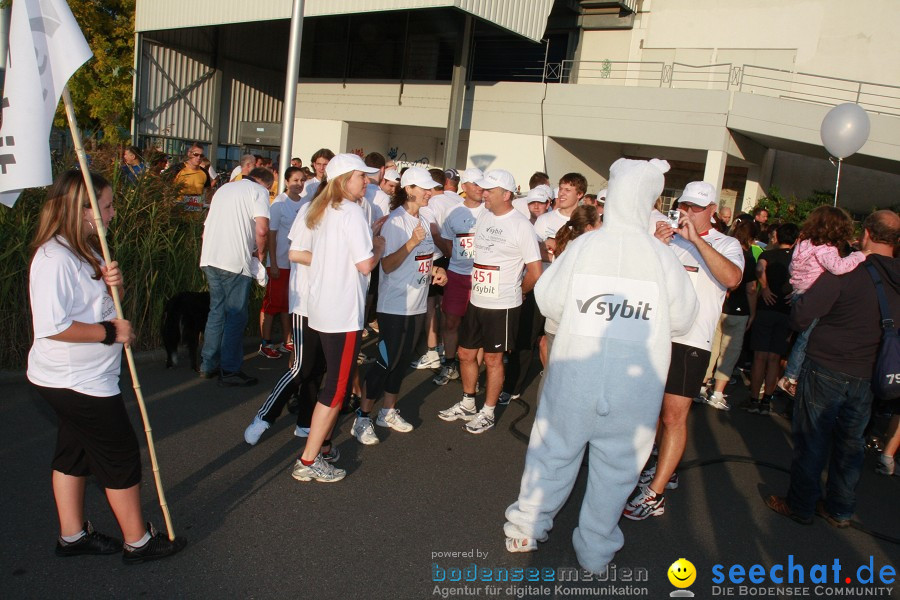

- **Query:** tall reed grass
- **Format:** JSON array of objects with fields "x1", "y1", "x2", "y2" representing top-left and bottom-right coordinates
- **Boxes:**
[{"x1": 0, "y1": 146, "x2": 263, "y2": 370}]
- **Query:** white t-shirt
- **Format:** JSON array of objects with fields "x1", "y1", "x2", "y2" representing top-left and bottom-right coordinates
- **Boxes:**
[
  {"x1": 199, "y1": 179, "x2": 270, "y2": 276},
  {"x1": 269, "y1": 193, "x2": 307, "y2": 269},
  {"x1": 27, "y1": 238, "x2": 121, "y2": 397},
  {"x1": 377, "y1": 207, "x2": 442, "y2": 316},
  {"x1": 300, "y1": 178, "x2": 322, "y2": 201},
  {"x1": 441, "y1": 203, "x2": 485, "y2": 276},
  {"x1": 512, "y1": 197, "x2": 532, "y2": 219},
  {"x1": 428, "y1": 191, "x2": 464, "y2": 229},
  {"x1": 533, "y1": 209, "x2": 571, "y2": 242},
  {"x1": 287, "y1": 203, "x2": 312, "y2": 316},
  {"x1": 365, "y1": 183, "x2": 391, "y2": 223},
  {"x1": 669, "y1": 228, "x2": 745, "y2": 351},
  {"x1": 470, "y1": 208, "x2": 541, "y2": 310},
  {"x1": 299, "y1": 199, "x2": 374, "y2": 332}
]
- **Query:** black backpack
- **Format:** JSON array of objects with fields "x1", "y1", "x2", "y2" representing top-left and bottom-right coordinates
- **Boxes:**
[{"x1": 865, "y1": 263, "x2": 900, "y2": 400}]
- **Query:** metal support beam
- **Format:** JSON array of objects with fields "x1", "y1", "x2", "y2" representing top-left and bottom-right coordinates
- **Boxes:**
[
  {"x1": 442, "y1": 14, "x2": 473, "y2": 169},
  {"x1": 279, "y1": 0, "x2": 305, "y2": 190},
  {"x1": 209, "y1": 29, "x2": 223, "y2": 169},
  {"x1": 130, "y1": 32, "x2": 142, "y2": 143}
]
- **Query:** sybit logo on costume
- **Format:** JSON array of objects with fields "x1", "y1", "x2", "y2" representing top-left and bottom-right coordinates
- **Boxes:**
[{"x1": 569, "y1": 275, "x2": 659, "y2": 342}]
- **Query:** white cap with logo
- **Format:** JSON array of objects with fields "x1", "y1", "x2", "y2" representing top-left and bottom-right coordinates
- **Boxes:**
[
  {"x1": 677, "y1": 181, "x2": 717, "y2": 207},
  {"x1": 400, "y1": 166, "x2": 442, "y2": 189},
  {"x1": 325, "y1": 153, "x2": 379, "y2": 180},
  {"x1": 383, "y1": 167, "x2": 401, "y2": 182},
  {"x1": 476, "y1": 169, "x2": 517, "y2": 193},
  {"x1": 460, "y1": 167, "x2": 484, "y2": 185},
  {"x1": 524, "y1": 184, "x2": 552, "y2": 203}
]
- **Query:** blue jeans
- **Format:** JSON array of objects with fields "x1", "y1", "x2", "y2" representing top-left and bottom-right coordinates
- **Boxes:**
[
  {"x1": 200, "y1": 266, "x2": 252, "y2": 374},
  {"x1": 784, "y1": 317, "x2": 818, "y2": 380},
  {"x1": 787, "y1": 358, "x2": 873, "y2": 520}
]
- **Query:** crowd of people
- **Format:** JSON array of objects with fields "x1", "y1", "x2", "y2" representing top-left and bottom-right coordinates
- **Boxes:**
[{"x1": 25, "y1": 144, "x2": 898, "y2": 571}]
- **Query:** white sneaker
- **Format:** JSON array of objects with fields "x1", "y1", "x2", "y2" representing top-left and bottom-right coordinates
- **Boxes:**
[
  {"x1": 291, "y1": 455, "x2": 346, "y2": 483},
  {"x1": 352, "y1": 415, "x2": 380, "y2": 445},
  {"x1": 376, "y1": 408, "x2": 414, "y2": 432},
  {"x1": 704, "y1": 392, "x2": 731, "y2": 411},
  {"x1": 294, "y1": 426, "x2": 310, "y2": 438},
  {"x1": 438, "y1": 401, "x2": 477, "y2": 422},
  {"x1": 465, "y1": 410, "x2": 495, "y2": 434},
  {"x1": 433, "y1": 363, "x2": 459, "y2": 385},
  {"x1": 410, "y1": 350, "x2": 442, "y2": 370},
  {"x1": 244, "y1": 416, "x2": 270, "y2": 445}
]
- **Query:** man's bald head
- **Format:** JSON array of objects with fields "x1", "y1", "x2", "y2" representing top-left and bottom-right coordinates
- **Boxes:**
[{"x1": 862, "y1": 209, "x2": 899, "y2": 256}]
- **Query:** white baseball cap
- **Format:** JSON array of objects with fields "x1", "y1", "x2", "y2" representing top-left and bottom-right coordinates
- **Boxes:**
[
  {"x1": 325, "y1": 153, "x2": 378, "y2": 180},
  {"x1": 552, "y1": 186, "x2": 560, "y2": 199},
  {"x1": 383, "y1": 168, "x2": 400, "y2": 182},
  {"x1": 597, "y1": 188, "x2": 608, "y2": 204},
  {"x1": 678, "y1": 181, "x2": 717, "y2": 207},
  {"x1": 459, "y1": 167, "x2": 484, "y2": 185},
  {"x1": 476, "y1": 169, "x2": 516, "y2": 193},
  {"x1": 400, "y1": 166, "x2": 442, "y2": 189},
  {"x1": 524, "y1": 184, "x2": 552, "y2": 204}
]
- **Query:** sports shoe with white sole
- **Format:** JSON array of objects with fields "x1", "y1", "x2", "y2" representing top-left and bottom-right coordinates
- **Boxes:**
[
  {"x1": 322, "y1": 445, "x2": 340, "y2": 464},
  {"x1": 244, "y1": 416, "x2": 270, "y2": 445},
  {"x1": 465, "y1": 410, "x2": 495, "y2": 434},
  {"x1": 622, "y1": 485, "x2": 665, "y2": 520},
  {"x1": 637, "y1": 465, "x2": 679, "y2": 490},
  {"x1": 410, "y1": 349, "x2": 442, "y2": 370},
  {"x1": 438, "y1": 401, "x2": 477, "y2": 422},
  {"x1": 294, "y1": 425, "x2": 310, "y2": 438},
  {"x1": 498, "y1": 392, "x2": 520, "y2": 406},
  {"x1": 376, "y1": 408, "x2": 414, "y2": 432},
  {"x1": 258, "y1": 344, "x2": 281, "y2": 359},
  {"x1": 291, "y1": 454, "x2": 346, "y2": 483},
  {"x1": 352, "y1": 415, "x2": 380, "y2": 445},
  {"x1": 704, "y1": 393, "x2": 731, "y2": 411},
  {"x1": 433, "y1": 363, "x2": 460, "y2": 386}
]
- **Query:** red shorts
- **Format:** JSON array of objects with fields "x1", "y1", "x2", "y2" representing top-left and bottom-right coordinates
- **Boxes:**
[
  {"x1": 442, "y1": 270, "x2": 472, "y2": 317},
  {"x1": 261, "y1": 268, "x2": 290, "y2": 314}
]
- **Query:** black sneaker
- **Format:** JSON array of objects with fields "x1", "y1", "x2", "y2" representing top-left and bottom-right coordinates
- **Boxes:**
[
  {"x1": 55, "y1": 521, "x2": 122, "y2": 557},
  {"x1": 218, "y1": 370, "x2": 258, "y2": 387},
  {"x1": 122, "y1": 523, "x2": 187, "y2": 565},
  {"x1": 759, "y1": 394, "x2": 774, "y2": 416}
]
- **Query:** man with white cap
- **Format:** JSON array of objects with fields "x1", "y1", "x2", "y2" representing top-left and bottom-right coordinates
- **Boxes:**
[
  {"x1": 380, "y1": 168, "x2": 400, "y2": 200},
  {"x1": 623, "y1": 180, "x2": 743, "y2": 519},
  {"x1": 512, "y1": 184, "x2": 552, "y2": 222},
  {"x1": 433, "y1": 168, "x2": 484, "y2": 385},
  {"x1": 437, "y1": 169, "x2": 542, "y2": 433}
]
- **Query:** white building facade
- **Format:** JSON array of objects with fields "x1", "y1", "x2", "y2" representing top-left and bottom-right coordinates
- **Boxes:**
[{"x1": 134, "y1": 0, "x2": 900, "y2": 214}]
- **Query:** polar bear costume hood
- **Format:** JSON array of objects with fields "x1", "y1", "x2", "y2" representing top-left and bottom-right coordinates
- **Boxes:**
[{"x1": 504, "y1": 158, "x2": 699, "y2": 574}]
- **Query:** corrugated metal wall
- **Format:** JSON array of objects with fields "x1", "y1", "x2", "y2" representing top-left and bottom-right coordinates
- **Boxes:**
[
  {"x1": 138, "y1": 41, "x2": 216, "y2": 142},
  {"x1": 136, "y1": 0, "x2": 553, "y2": 42},
  {"x1": 138, "y1": 40, "x2": 284, "y2": 145}
]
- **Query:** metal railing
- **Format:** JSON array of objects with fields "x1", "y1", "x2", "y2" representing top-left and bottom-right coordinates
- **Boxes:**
[{"x1": 547, "y1": 60, "x2": 900, "y2": 117}]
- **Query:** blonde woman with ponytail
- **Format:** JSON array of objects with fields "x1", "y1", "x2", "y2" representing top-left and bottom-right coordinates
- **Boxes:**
[{"x1": 289, "y1": 154, "x2": 385, "y2": 483}]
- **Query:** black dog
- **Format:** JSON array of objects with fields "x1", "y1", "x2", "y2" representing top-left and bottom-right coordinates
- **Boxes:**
[{"x1": 162, "y1": 291, "x2": 210, "y2": 371}]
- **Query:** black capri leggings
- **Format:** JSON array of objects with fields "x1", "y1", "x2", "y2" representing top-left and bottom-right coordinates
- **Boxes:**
[
  {"x1": 34, "y1": 385, "x2": 141, "y2": 489},
  {"x1": 255, "y1": 314, "x2": 326, "y2": 427},
  {"x1": 364, "y1": 312, "x2": 424, "y2": 400}
]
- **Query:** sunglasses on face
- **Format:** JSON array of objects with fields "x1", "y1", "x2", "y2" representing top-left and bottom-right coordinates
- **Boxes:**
[
  {"x1": 190, "y1": 152, "x2": 203, "y2": 157},
  {"x1": 678, "y1": 202, "x2": 708, "y2": 212}
]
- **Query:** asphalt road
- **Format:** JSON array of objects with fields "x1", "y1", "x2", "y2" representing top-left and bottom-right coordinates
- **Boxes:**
[{"x1": 1, "y1": 339, "x2": 897, "y2": 600}]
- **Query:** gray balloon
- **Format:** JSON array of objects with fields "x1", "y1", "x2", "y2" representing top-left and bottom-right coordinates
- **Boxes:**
[{"x1": 820, "y1": 103, "x2": 871, "y2": 159}]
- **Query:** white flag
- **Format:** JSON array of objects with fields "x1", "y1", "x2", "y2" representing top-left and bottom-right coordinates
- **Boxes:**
[{"x1": 0, "y1": 0, "x2": 92, "y2": 208}]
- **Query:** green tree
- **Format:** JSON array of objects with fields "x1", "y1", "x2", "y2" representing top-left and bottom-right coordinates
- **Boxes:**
[{"x1": 52, "y1": 0, "x2": 135, "y2": 144}]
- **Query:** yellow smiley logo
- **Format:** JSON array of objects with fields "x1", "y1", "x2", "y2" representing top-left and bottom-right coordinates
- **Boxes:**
[{"x1": 668, "y1": 558, "x2": 697, "y2": 588}]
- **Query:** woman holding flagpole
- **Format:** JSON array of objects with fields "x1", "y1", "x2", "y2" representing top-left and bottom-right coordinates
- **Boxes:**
[{"x1": 27, "y1": 170, "x2": 185, "y2": 564}]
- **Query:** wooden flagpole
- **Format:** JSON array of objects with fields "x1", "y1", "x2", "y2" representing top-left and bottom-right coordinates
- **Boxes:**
[{"x1": 61, "y1": 86, "x2": 176, "y2": 541}]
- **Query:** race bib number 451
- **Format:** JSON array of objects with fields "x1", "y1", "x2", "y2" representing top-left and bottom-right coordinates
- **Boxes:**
[
  {"x1": 472, "y1": 263, "x2": 500, "y2": 298},
  {"x1": 415, "y1": 253, "x2": 433, "y2": 286}
]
